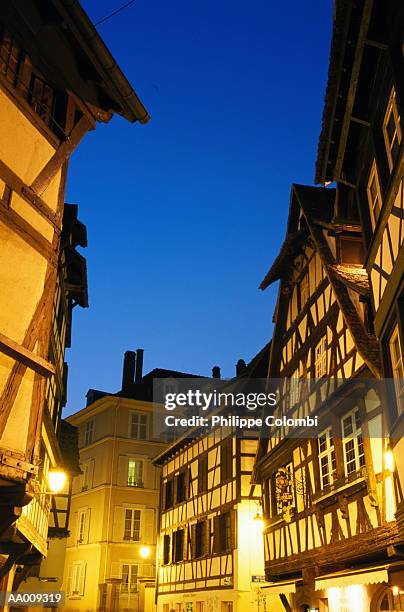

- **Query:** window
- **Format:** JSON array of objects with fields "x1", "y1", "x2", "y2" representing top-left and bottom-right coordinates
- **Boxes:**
[
  {"x1": 28, "y1": 74, "x2": 54, "y2": 126},
  {"x1": 196, "y1": 603, "x2": 206, "y2": 612},
  {"x1": 198, "y1": 454, "x2": 208, "y2": 494},
  {"x1": 300, "y1": 273, "x2": 309, "y2": 308},
  {"x1": 173, "y1": 529, "x2": 185, "y2": 562},
  {"x1": 318, "y1": 427, "x2": 337, "y2": 488},
  {"x1": 342, "y1": 408, "x2": 365, "y2": 476},
  {"x1": 314, "y1": 336, "x2": 327, "y2": 378},
  {"x1": 128, "y1": 459, "x2": 143, "y2": 487},
  {"x1": 193, "y1": 520, "x2": 209, "y2": 558},
  {"x1": 213, "y1": 512, "x2": 232, "y2": 553},
  {"x1": 289, "y1": 371, "x2": 300, "y2": 408},
  {"x1": 221, "y1": 604, "x2": 233, "y2": 612},
  {"x1": 390, "y1": 324, "x2": 404, "y2": 415},
  {"x1": 77, "y1": 510, "x2": 86, "y2": 544},
  {"x1": 163, "y1": 478, "x2": 173, "y2": 510},
  {"x1": 367, "y1": 161, "x2": 383, "y2": 229},
  {"x1": 81, "y1": 463, "x2": 89, "y2": 491},
  {"x1": 0, "y1": 28, "x2": 23, "y2": 86},
  {"x1": 121, "y1": 564, "x2": 138, "y2": 593},
  {"x1": 130, "y1": 412, "x2": 148, "y2": 440},
  {"x1": 175, "y1": 471, "x2": 188, "y2": 504},
  {"x1": 163, "y1": 534, "x2": 170, "y2": 565},
  {"x1": 123, "y1": 509, "x2": 141, "y2": 541},
  {"x1": 69, "y1": 561, "x2": 86, "y2": 597},
  {"x1": 339, "y1": 237, "x2": 364, "y2": 265},
  {"x1": 221, "y1": 438, "x2": 232, "y2": 483},
  {"x1": 383, "y1": 88, "x2": 402, "y2": 171},
  {"x1": 84, "y1": 420, "x2": 94, "y2": 446}
]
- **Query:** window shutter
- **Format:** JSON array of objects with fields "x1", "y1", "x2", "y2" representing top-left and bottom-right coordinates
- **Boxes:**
[
  {"x1": 230, "y1": 510, "x2": 236, "y2": 549},
  {"x1": 185, "y1": 468, "x2": 191, "y2": 498},
  {"x1": 110, "y1": 562, "x2": 121, "y2": 579},
  {"x1": 190, "y1": 524, "x2": 197, "y2": 558},
  {"x1": 203, "y1": 520, "x2": 211, "y2": 556},
  {"x1": 143, "y1": 509, "x2": 154, "y2": 543},
  {"x1": 84, "y1": 509, "x2": 91, "y2": 544},
  {"x1": 112, "y1": 506, "x2": 124, "y2": 541},
  {"x1": 117, "y1": 455, "x2": 128, "y2": 487},
  {"x1": 183, "y1": 526, "x2": 188, "y2": 561},
  {"x1": 173, "y1": 475, "x2": 178, "y2": 505},
  {"x1": 88, "y1": 459, "x2": 95, "y2": 488},
  {"x1": 213, "y1": 516, "x2": 221, "y2": 554},
  {"x1": 66, "y1": 564, "x2": 73, "y2": 596},
  {"x1": 79, "y1": 562, "x2": 86, "y2": 596},
  {"x1": 161, "y1": 481, "x2": 167, "y2": 510}
]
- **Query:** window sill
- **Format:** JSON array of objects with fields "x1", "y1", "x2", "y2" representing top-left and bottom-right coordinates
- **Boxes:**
[{"x1": 313, "y1": 469, "x2": 367, "y2": 507}]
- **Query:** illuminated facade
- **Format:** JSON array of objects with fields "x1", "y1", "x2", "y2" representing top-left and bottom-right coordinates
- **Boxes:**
[
  {"x1": 253, "y1": 1, "x2": 404, "y2": 610},
  {"x1": 153, "y1": 349, "x2": 270, "y2": 612},
  {"x1": 62, "y1": 351, "x2": 200, "y2": 611},
  {"x1": 0, "y1": 0, "x2": 148, "y2": 595}
]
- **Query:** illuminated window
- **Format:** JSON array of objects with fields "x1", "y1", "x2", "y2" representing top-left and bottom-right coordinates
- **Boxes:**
[
  {"x1": 367, "y1": 161, "x2": 382, "y2": 229},
  {"x1": 390, "y1": 325, "x2": 404, "y2": 415},
  {"x1": 128, "y1": 459, "x2": 143, "y2": 487},
  {"x1": 121, "y1": 564, "x2": 138, "y2": 593},
  {"x1": 314, "y1": 336, "x2": 327, "y2": 378},
  {"x1": 383, "y1": 88, "x2": 402, "y2": 171},
  {"x1": 130, "y1": 412, "x2": 148, "y2": 440},
  {"x1": 342, "y1": 408, "x2": 365, "y2": 476},
  {"x1": 123, "y1": 509, "x2": 141, "y2": 541},
  {"x1": 289, "y1": 370, "x2": 300, "y2": 408},
  {"x1": 318, "y1": 427, "x2": 337, "y2": 488}
]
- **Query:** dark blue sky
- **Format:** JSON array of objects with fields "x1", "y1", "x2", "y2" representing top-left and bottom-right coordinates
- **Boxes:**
[{"x1": 64, "y1": 0, "x2": 333, "y2": 415}]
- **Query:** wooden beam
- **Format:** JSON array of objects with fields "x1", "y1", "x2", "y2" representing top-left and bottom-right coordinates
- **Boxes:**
[
  {"x1": 364, "y1": 38, "x2": 388, "y2": 50},
  {"x1": 30, "y1": 115, "x2": 93, "y2": 195},
  {"x1": 0, "y1": 332, "x2": 55, "y2": 377},
  {"x1": 0, "y1": 160, "x2": 59, "y2": 228},
  {"x1": 334, "y1": 0, "x2": 374, "y2": 181},
  {"x1": 350, "y1": 115, "x2": 371, "y2": 127},
  {"x1": 0, "y1": 205, "x2": 57, "y2": 265}
]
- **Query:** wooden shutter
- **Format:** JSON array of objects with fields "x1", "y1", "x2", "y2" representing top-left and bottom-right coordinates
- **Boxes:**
[
  {"x1": 84, "y1": 508, "x2": 91, "y2": 544},
  {"x1": 161, "y1": 480, "x2": 167, "y2": 510},
  {"x1": 78, "y1": 562, "x2": 86, "y2": 596},
  {"x1": 213, "y1": 516, "x2": 221, "y2": 554},
  {"x1": 117, "y1": 455, "x2": 128, "y2": 487},
  {"x1": 66, "y1": 564, "x2": 73, "y2": 596},
  {"x1": 143, "y1": 509, "x2": 154, "y2": 543},
  {"x1": 110, "y1": 562, "x2": 121, "y2": 579},
  {"x1": 203, "y1": 520, "x2": 211, "y2": 556},
  {"x1": 230, "y1": 510, "x2": 236, "y2": 549},
  {"x1": 183, "y1": 526, "x2": 188, "y2": 561},
  {"x1": 190, "y1": 523, "x2": 197, "y2": 559},
  {"x1": 88, "y1": 459, "x2": 95, "y2": 488},
  {"x1": 112, "y1": 506, "x2": 125, "y2": 541}
]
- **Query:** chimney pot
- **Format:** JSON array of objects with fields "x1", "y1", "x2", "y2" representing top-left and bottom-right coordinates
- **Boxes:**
[
  {"x1": 212, "y1": 366, "x2": 221, "y2": 379},
  {"x1": 122, "y1": 351, "x2": 136, "y2": 392},
  {"x1": 135, "y1": 348, "x2": 144, "y2": 383},
  {"x1": 236, "y1": 359, "x2": 247, "y2": 376}
]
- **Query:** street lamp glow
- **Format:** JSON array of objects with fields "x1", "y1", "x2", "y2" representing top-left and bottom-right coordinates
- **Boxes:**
[
  {"x1": 140, "y1": 546, "x2": 151, "y2": 559},
  {"x1": 253, "y1": 511, "x2": 264, "y2": 533},
  {"x1": 385, "y1": 449, "x2": 394, "y2": 472},
  {"x1": 47, "y1": 468, "x2": 67, "y2": 494}
]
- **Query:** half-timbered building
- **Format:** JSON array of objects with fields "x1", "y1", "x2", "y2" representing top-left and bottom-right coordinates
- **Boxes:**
[
  {"x1": 0, "y1": 0, "x2": 148, "y2": 594},
  {"x1": 154, "y1": 347, "x2": 270, "y2": 612},
  {"x1": 253, "y1": 1, "x2": 404, "y2": 610}
]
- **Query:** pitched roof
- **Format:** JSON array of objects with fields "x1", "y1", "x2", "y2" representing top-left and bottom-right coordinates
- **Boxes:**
[{"x1": 292, "y1": 184, "x2": 381, "y2": 377}]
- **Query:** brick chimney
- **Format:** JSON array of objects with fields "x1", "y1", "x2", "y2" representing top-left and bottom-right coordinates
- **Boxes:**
[
  {"x1": 122, "y1": 350, "x2": 136, "y2": 392},
  {"x1": 212, "y1": 366, "x2": 221, "y2": 379},
  {"x1": 135, "y1": 348, "x2": 144, "y2": 383}
]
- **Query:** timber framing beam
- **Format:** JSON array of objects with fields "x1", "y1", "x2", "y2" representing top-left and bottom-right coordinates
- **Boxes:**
[
  {"x1": 0, "y1": 332, "x2": 55, "y2": 377},
  {"x1": 334, "y1": 0, "x2": 374, "y2": 181},
  {"x1": 30, "y1": 115, "x2": 93, "y2": 195}
]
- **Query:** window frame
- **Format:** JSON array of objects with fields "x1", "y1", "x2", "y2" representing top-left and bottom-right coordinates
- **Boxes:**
[
  {"x1": 341, "y1": 407, "x2": 366, "y2": 477},
  {"x1": 127, "y1": 459, "x2": 144, "y2": 488},
  {"x1": 317, "y1": 427, "x2": 337, "y2": 489},
  {"x1": 129, "y1": 412, "x2": 148, "y2": 440},
  {"x1": 121, "y1": 563, "x2": 138, "y2": 594},
  {"x1": 367, "y1": 160, "x2": 383, "y2": 229},
  {"x1": 389, "y1": 324, "x2": 404, "y2": 416},
  {"x1": 123, "y1": 508, "x2": 142, "y2": 541},
  {"x1": 198, "y1": 453, "x2": 208, "y2": 494},
  {"x1": 383, "y1": 87, "x2": 402, "y2": 171},
  {"x1": 314, "y1": 336, "x2": 327, "y2": 378},
  {"x1": 84, "y1": 420, "x2": 94, "y2": 446}
]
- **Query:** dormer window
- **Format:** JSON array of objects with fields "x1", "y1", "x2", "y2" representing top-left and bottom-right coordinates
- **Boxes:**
[
  {"x1": 367, "y1": 161, "x2": 382, "y2": 229},
  {"x1": 383, "y1": 88, "x2": 402, "y2": 171}
]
